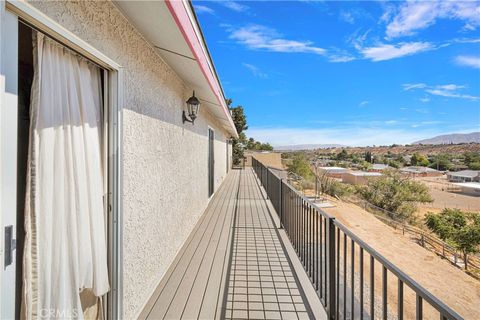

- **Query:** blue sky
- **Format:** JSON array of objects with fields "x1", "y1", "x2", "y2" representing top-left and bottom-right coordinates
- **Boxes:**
[{"x1": 194, "y1": 0, "x2": 480, "y2": 146}]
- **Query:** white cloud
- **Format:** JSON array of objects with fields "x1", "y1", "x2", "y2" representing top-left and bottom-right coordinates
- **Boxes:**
[
  {"x1": 218, "y1": 1, "x2": 249, "y2": 12},
  {"x1": 340, "y1": 11, "x2": 355, "y2": 24},
  {"x1": 242, "y1": 63, "x2": 268, "y2": 78},
  {"x1": 404, "y1": 83, "x2": 479, "y2": 101},
  {"x1": 247, "y1": 127, "x2": 450, "y2": 147},
  {"x1": 328, "y1": 55, "x2": 356, "y2": 63},
  {"x1": 194, "y1": 5, "x2": 214, "y2": 15},
  {"x1": 385, "y1": 1, "x2": 480, "y2": 38},
  {"x1": 425, "y1": 88, "x2": 479, "y2": 101},
  {"x1": 419, "y1": 97, "x2": 430, "y2": 103},
  {"x1": 403, "y1": 83, "x2": 427, "y2": 91},
  {"x1": 452, "y1": 38, "x2": 480, "y2": 44},
  {"x1": 360, "y1": 42, "x2": 434, "y2": 61},
  {"x1": 385, "y1": 120, "x2": 398, "y2": 125},
  {"x1": 435, "y1": 84, "x2": 465, "y2": 91},
  {"x1": 455, "y1": 55, "x2": 480, "y2": 69},
  {"x1": 229, "y1": 25, "x2": 326, "y2": 55},
  {"x1": 327, "y1": 47, "x2": 356, "y2": 62},
  {"x1": 415, "y1": 108, "x2": 430, "y2": 114},
  {"x1": 359, "y1": 101, "x2": 369, "y2": 107}
]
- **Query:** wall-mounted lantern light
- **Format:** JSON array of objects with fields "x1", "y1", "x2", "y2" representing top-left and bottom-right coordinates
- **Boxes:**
[{"x1": 183, "y1": 91, "x2": 200, "y2": 124}]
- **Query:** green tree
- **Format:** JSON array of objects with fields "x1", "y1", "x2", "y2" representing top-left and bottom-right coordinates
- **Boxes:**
[
  {"x1": 386, "y1": 160, "x2": 401, "y2": 168},
  {"x1": 228, "y1": 101, "x2": 248, "y2": 165},
  {"x1": 317, "y1": 172, "x2": 354, "y2": 198},
  {"x1": 356, "y1": 170, "x2": 433, "y2": 221},
  {"x1": 287, "y1": 154, "x2": 313, "y2": 180},
  {"x1": 336, "y1": 149, "x2": 349, "y2": 161},
  {"x1": 411, "y1": 153, "x2": 429, "y2": 166},
  {"x1": 259, "y1": 143, "x2": 274, "y2": 151},
  {"x1": 425, "y1": 209, "x2": 480, "y2": 270},
  {"x1": 358, "y1": 160, "x2": 372, "y2": 171},
  {"x1": 230, "y1": 103, "x2": 248, "y2": 134},
  {"x1": 429, "y1": 154, "x2": 452, "y2": 171},
  {"x1": 365, "y1": 151, "x2": 372, "y2": 163},
  {"x1": 464, "y1": 152, "x2": 480, "y2": 166},
  {"x1": 245, "y1": 137, "x2": 274, "y2": 151},
  {"x1": 468, "y1": 162, "x2": 480, "y2": 170},
  {"x1": 246, "y1": 137, "x2": 255, "y2": 150}
]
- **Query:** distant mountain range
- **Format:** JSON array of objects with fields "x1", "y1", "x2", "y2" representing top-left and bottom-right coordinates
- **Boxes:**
[
  {"x1": 412, "y1": 132, "x2": 480, "y2": 145},
  {"x1": 274, "y1": 144, "x2": 345, "y2": 151},
  {"x1": 272, "y1": 132, "x2": 479, "y2": 150}
]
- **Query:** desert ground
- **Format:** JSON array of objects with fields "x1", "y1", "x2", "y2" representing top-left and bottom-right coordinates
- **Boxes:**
[
  {"x1": 415, "y1": 175, "x2": 480, "y2": 215},
  {"x1": 320, "y1": 199, "x2": 480, "y2": 320}
]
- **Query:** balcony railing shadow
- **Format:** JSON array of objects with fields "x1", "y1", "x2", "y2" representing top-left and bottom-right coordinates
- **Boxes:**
[{"x1": 252, "y1": 157, "x2": 463, "y2": 320}]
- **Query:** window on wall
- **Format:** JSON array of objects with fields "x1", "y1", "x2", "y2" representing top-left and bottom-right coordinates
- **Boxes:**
[{"x1": 208, "y1": 128, "x2": 215, "y2": 197}]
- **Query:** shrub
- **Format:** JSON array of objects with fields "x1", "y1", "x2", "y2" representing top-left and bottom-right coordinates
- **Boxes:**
[
  {"x1": 425, "y1": 209, "x2": 480, "y2": 270},
  {"x1": 356, "y1": 170, "x2": 432, "y2": 221}
]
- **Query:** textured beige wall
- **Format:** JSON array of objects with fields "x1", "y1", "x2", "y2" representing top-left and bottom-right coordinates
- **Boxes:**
[{"x1": 27, "y1": 1, "x2": 231, "y2": 318}]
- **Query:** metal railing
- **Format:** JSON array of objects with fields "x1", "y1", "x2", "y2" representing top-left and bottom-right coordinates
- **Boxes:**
[{"x1": 252, "y1": 157, "x2": 463, "y2": 320}]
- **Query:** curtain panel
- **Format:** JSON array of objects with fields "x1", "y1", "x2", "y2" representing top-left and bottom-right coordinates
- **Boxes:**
[{"x1": 23, "y1": 32, "x2": 109, "y2": 320}]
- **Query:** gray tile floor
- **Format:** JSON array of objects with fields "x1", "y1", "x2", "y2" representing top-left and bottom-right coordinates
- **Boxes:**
[
  {"x1": 224, "y1": 170, "x2": 312, "y2": 320},
  {"x1": 140, "y1": 169, "x2": 315, "y2": 320}
]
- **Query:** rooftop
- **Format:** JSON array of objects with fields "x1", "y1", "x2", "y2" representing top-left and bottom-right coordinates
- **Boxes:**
[
  {"x1": 318, "y1": 166, "x2": 349, "y2": 172},
  {"x1": 400, "y1": 166, "x2": 440, "y2": 173},
  {"x1": 346, "y1": 171, "x2": 382, "y2": 177},
  {"x1": 371, "y1": 164, "x2": 389, "y2": 170},
  {"x1": 448, "y1": 170, "x2": 480, "y2": 178}
]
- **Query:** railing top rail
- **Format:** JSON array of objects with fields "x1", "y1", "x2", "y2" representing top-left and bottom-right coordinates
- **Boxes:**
[{"x1": 252, "y1": 156, "x2": 464, "y2": 320}]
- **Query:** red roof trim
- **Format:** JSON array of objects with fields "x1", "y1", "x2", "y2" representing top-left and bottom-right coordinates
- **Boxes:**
[{"x1": 165, "y1": 0, "x2": 237, "y2": 137}]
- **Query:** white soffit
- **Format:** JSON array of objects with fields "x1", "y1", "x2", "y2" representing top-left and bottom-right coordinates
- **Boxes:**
[{"x1": 114, "y1": 1, "x2": 236, "y2": 137}]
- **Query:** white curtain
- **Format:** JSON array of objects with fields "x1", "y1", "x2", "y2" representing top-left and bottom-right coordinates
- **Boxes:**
[{"x1": 23, "y1": 32, "x2": 109, "y2": 319}]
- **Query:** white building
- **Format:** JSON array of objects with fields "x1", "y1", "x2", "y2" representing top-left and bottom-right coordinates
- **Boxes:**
[
  {"x1": 318, "y1": 166, "x2": 349, "y2": 178},
  {"x1": 342, "y1": 171, "x2": 382, "y2": 185},
  {"x1": 370, "y1": 163, "x2": 389, "y2": 172},
  {"x1": 400, "y1": 166, "x2": 442, "y2": 177},
  {"x1": 447, "y1": 170, "x2": 480, "y2": 183},
  {"x1": 452, "y1": 182, "x2": 480, "y2": 196}
]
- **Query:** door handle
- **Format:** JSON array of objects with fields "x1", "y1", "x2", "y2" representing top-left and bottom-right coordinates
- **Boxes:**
[{"x1": 4, "y1": 225, "x2": 16, "y2": 268}]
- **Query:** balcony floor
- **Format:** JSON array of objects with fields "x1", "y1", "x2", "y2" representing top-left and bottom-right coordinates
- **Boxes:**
[{"x1": 139, "y1": 168, "x2": 323, "y2": 320}]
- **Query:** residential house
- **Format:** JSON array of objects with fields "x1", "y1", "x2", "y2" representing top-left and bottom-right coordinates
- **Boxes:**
[
  {"x1": 400, "y1": 166, "x2": 443, "y2": 177},
  {"x1": 342, "y1": 171, "x2": 382, "y2": 185},
  {"x1": 452, "y1": 182, "x2": 480, "y2": 197},
  {"x1": 369, "y1": 163, "x2": 390, "y2": 172},
  {"x1": 317, "y1": 166, "x2": 349, "y2": 179},
  {"x1": 447, "y1": 170, "x2": 480, "y2": 183}
]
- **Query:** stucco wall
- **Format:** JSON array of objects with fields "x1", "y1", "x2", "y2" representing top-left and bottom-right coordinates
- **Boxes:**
[{"x1": 27, "y1": 1, "x2": 232, "y2": 318}]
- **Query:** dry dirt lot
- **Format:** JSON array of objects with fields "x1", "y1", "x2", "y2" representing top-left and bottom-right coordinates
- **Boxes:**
[
  {"x1": 416, "y1": 176, "x2": 480, "y2": 214},
  {"x1": 321, "y1": 199, "x2": 480, "y2": 320}
]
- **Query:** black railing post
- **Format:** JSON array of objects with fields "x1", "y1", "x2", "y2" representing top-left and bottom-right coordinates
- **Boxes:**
[
  {"x1": 279, "y1": 179, "x2": 283, "y2": 229},
  {"x1": 266, "y1": 169, "x2": 269, "y2": 199},
  {"x1": 327, "y1": 217, "x2": 336, "y2": 320}
]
